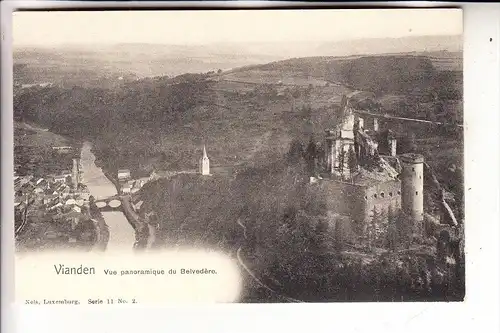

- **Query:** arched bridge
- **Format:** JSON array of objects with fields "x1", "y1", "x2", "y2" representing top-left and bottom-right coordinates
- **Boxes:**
[{"x1": 92, "y1": 195, "x2": 123, "y2": 212}]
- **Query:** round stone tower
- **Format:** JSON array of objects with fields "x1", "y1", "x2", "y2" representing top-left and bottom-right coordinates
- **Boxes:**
[{"x1": 400, "y1": 153, "x2": 424, "y2": 222}]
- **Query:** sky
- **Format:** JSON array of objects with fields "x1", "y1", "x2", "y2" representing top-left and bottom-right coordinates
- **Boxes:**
[{"x1": 12, "y1": 9, "x2": 463, "y2": 46}]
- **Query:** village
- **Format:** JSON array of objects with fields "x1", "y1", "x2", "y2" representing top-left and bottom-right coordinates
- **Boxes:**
[{"x1": 14, "y1": 152, "x2": 95, "y2": 244}]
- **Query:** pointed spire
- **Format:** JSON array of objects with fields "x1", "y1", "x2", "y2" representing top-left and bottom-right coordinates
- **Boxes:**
[{"x1": 203, "y1": 145, "x2": 208, "y2": 159}]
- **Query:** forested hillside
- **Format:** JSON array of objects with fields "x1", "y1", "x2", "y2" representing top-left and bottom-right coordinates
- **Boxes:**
[{"x1": 14, "y1": 52, "x2": 462, "y2": 179}]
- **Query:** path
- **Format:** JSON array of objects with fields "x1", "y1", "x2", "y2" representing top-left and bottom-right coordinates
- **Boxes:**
[{"x1": 235, "y1": 218, "x2": 303, "y2": 303}]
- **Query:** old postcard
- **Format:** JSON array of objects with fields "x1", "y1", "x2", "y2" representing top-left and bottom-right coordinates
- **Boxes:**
[{"x1": 11, "y1": 8, "x2": 464, "y2": 304}]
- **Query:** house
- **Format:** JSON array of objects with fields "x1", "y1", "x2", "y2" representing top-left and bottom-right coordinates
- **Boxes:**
[
  {"x1": 61, "y1": 170, "x2": 72, "y2": 178},
  {"x1": 118, "y1": 169, "x2": 131, "y2": 181},
  {"x1": 132, "y1": 177, "x2": 149, "y2": 189},
  {"x1": 54, "y1": 175, "x2": 67, "y2": 183},
  {"x1": 43, "y1": 195, "x2": 57, "y2": 205},
  {"x1": 21, "y1": 182, "x2": 34, "y2": 192},
  {"x1": 122, "y1": 183, "x2": 131, "y2": 194},
  {"x1": 137, "y1": 177, "x2": 150, "y2": 187},
  {"x1": 60, "y1": 186, "x2": 71, "y2": 198},
  {"x1": 80, "y1": 191, "x2": 91, "y2": 201}
]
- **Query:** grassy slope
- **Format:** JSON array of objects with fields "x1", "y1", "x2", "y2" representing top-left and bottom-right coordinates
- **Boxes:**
[{"x1": 14, "y1": 122, "x2": 78, "y2": 176}]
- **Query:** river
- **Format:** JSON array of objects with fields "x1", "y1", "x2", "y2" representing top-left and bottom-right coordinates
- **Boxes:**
[{"x1": 80, "y1": 142, "x2": 135, "y2": 253}]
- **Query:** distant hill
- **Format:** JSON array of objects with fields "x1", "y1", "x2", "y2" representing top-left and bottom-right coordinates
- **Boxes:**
[
  {"x1": 225, "y1": 51, "x2": 461, "y2": 97},
  {"x1": 13, "y1": 43, "x2": 281, "y2": 84},
  {"x1": 313, "y1": 35, "x2": 462, "y2": 57},
  {"x1": 212, "y1": 35, "x2": 462, "y2": 59},
  {"x1": 13, "y1": 34, "x2": 461, "y2": 85},
  {"x1": 14, "y1": 37, "x2": 462, "y2": 179}
]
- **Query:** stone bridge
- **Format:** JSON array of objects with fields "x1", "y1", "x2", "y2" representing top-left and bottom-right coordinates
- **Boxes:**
[{"x1": 92, "y1": 196, "x2": 123, "y2": 212}]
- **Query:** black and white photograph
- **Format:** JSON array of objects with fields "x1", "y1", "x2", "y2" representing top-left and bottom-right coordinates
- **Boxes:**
[{"x1": 11, "y1": 8, "x2": 465, "y2": 303}]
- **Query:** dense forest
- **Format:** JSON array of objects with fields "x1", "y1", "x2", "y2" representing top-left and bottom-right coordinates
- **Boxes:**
[{"x1": 14, "y1": 73, "x2": 213, "y2": 175}]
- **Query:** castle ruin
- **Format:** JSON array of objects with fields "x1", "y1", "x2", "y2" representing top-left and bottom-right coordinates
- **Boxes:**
[{"x1": 312, "y1": 94, "x2": 424, "y2": 239}]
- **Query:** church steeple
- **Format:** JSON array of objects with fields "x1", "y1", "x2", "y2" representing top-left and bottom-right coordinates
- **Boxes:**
[{"x1": 200, "y1": 145, "x2": 210, "y2": 175}]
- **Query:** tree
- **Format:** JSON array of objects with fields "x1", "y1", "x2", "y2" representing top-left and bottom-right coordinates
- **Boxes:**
[
  {"x1": 386, "y1": 206, "x2": 398, "y2": 251},
  {"x1": 368, "y1": 207, "x2": 380, "y2": 250},
  {"x1": 334, "y1": 218, "x2": 347, "y2": 252},
  {"x1": 311, "y1": 218, "x2": 329, "y2": 254},
  {"x1": 300, "y1": 104, "x2": 313, "y2": 133},
  {"x1": 398, "y1": 133, "x2": 417, "y2": 154},
  {"x1": 397, "y1": 212, "x2": 413, "y2": 249},
  {"x1": 338, "y1": 149, "x2": 346, "y2": 175},
  {"x1": 287, "y1": 139, "x2": 305, "y2": 165},
  {"x1": 316, "y1": 143, "x2": 325, "y2": 170},
  {"x1": 305, "y1": 137, "x2": 317, "y2": 175},
  {"x1": 369, "y1": 206, "x2": 389, "y2": 249}
]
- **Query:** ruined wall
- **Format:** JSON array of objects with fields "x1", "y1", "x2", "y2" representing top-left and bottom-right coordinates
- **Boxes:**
[
  {"x1": 364, "y1": 180, "x2": 402, "y2": 219},
  {"x1": 318, "y1": 179, "x2": 401, "y2": 236},
  {"x1": 319, "y1": 180, "x2": 366, "y2": 222}
]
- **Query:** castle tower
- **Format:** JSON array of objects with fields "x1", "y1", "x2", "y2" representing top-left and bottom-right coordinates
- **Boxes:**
[
  {"x1": 72, "y1": 158, "x2": 80, "y2": 189},
  {"x1": 199, "y1": 145, "x2": 210, "y2": 175},
  {"x1": 400, "y1": 153, "x2": 424, "y2": 222}
]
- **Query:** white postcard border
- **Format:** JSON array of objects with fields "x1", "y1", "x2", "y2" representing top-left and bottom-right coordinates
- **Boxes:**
[{"x1": 1, "y1": 2, "x2": 499, "y2": 333}]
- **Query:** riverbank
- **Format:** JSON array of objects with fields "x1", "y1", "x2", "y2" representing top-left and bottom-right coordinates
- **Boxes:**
[
  {"x1": 121, "y1": 195, "x2": 151, "y2": 250},
  {"x1": 89, "y1": 203, "x2": 110, "y2": 251},
  {"x1": 98, "y1": 164, "x2": 156, "y2": 250}
]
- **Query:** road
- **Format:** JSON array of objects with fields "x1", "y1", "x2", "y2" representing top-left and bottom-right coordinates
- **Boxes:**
[
  {"x1": 235, "y1": 218, "x2": 303, "y2": 303},
  {"x1": 353, "y1": 109, "x2": 464, "y2": 128},
  {"x1": 80, "y1": 142, "x2": 135, "y2": 253}
]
